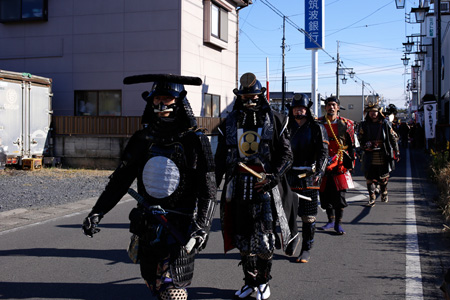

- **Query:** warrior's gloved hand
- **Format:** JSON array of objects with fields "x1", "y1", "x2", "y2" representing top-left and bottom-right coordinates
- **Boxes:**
[
  {"x1": 255, "y1": 174, "x2": 278, "y2": 193},
  {"x1": 313, "y1": 171, "x2": 323, "y2": 185},
  {"x1": 395, "y1": 151, "x2": 401, "y2": 162},
  {"x1": 82, "y1": 213, "x2": 103, "y2": 238},
  {"x1": 185, "y1": 229, "x2": 208, "y2": 254}
]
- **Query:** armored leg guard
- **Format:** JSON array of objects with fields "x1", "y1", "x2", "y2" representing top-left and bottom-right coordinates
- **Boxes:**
[
  {"x1": 255, "y1": 255, "x2": 273, "y2": 285},
  {"x1": 235, "y1": 254, "x2": 258, "y2": 298},
  {"x1": 255, "y1": 252, "x2": 273, "y2": 300},
  {"x1": 319, "y1": 208, "x2": 335, "y2": 230},
  {"x1": 334, "y1": 208, "x2": 345, "y2": 235},
  {"x1": 296, "y1": 221, "x2": 315, "y2": 263},
  {"x1": 242, "y1": 254, "x2": 258, "y2": 286},
  {"x1": 380, "y1": 180, "x2": 388, "y2": 202},
  {"x1": 366, "y1": 183, "x2": 376, "y2": 207},
  {"x1": 158, "y1": 288, "x2": 188, "y2": 300}
]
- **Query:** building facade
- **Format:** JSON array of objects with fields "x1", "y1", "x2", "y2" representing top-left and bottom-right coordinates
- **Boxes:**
[
  {"x1": 0, "y1": 0, "x2": 250, "y2": 118},
  {"x1": 0, "y1": 0, "x2": 251, "y2": 168}
]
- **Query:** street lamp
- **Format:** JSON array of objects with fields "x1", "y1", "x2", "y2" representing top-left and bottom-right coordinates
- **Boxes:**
[
  {"x1": 403, "y1": 37, "x2": 414, "y2": 53},
  {"x1": 411, "y1": 3, "x2": 429, "y2": 23},
  {"x1": 341, "y1": 75, "x2": 347, "y2": 84},
  {"x1": 395, "y1": 0, "x2": 405, "y2": 9},
  {"x1": 414, "y1": 49, "x2": 427, "y2": 61},
  {"x1": 412, "y1": 62, "x2": 421, "y2": 73},
  {"x1": 401, "y1": 54, "x2": 410, "y2": 66}
]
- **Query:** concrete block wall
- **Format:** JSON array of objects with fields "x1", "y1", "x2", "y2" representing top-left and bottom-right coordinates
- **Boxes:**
[{"x1": 54, "y1": 135, "x2": 218, "y2": 170}]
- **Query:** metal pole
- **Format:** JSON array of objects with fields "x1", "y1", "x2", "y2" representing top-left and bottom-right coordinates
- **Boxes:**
[
  {"x1": 281, "y1": 16, "x2": 286, "y2": 111},
  {"x1": 312, "y1": 49, "x2": 319, "y2": 116},
  {"x1": 362, "y1": 81, "x2": 365, "y2": 121},
  {"x1": 336, "y1": 41, "x2": 340, "y2": 99},
  {"x1": 266, "y1": 57, "x2": 270, "y2": 102}
]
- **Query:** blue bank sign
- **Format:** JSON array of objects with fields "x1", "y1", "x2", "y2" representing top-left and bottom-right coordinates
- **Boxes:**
[{"x1": 305, "y1": 0, "x2": 324, "y2": 50}]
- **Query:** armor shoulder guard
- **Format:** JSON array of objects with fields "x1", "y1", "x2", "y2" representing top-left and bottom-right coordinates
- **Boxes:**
[
  {"x1": 120, "y1": 129, "x2": 151, "y2": 162},
  {"x1": 314, "y1": 121, "x2": 329, "y2": 143},
  {"x1": 272, "y1": 111, "x2": 289, "y2": 137}
]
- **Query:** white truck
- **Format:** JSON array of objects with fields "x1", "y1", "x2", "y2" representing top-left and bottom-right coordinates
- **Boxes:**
[{"x1": 0, "y1": 70, "x2": 53, "y2": 169}]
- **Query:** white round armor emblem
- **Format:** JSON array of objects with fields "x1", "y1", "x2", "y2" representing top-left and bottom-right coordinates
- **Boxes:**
[{"x1": 142, "y1": 156, "x2": 180, "y2": 198}]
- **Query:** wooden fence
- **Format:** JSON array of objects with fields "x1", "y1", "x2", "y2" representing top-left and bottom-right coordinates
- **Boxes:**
[{"x1": 52, "y1": 116, "x2": 223, "y2": 136}]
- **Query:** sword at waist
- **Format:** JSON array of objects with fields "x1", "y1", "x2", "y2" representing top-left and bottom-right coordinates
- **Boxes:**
[
  {"x1": 237, "y1": 162, "x2": 266, "y2": 182},
  {"x1": 127, "y1": 188, "x2": 188, "y2": 245},
  {"x1": 292, "y1": 164, "x2": 316, "y2": 179},
  {"x1": 294, "y1": 192, "x2": 312, "y2": 201}
]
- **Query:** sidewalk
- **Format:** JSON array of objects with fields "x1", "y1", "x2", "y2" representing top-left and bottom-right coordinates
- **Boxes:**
[
  {"x1": 409, "y1": 147, "x2": 450, "y2": 298},
  {"x1": 0, "y1": 195, "x2": 134, "y2": 234}
]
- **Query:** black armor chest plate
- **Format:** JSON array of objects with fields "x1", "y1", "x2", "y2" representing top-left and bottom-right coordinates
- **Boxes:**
[
  {"x1": 138, "y1": 141, "x2": 188, "y2": 208},
  {"x1": 365, "y1": 121, "x2": 383, "y2": 141},
  {"x1": 290, "y1": 122, "x2": 315, "y2": 166}
]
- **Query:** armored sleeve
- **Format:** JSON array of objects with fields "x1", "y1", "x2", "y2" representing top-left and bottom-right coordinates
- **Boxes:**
[
  {"x1": 90, "y1": 131, "x2": 146, "y2": 215},
  {"x1": 214, "y1": 121, "x2": 228, "y2": 187},
  {"x1": 192, "y1": 131, "x2": 217, "y2": 233},
  {"x1": 314, "y1": 122, "x2": 329, "y2": 176},
  {"x1": 271, "y1": 112, "x2": 293, "y2": 180},
  {"x1": 386, "y1": 120, "x2": 400, "y2": 155}
]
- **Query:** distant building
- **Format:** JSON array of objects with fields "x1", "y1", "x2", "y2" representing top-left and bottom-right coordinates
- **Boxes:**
[{"x1": 336, "y1": 95, "x2": 366, "y2": 123}]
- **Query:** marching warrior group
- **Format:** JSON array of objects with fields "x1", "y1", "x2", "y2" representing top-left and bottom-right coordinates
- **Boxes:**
[{"x1": 81, "y1": 72, "x2": 400, "y2": 299}]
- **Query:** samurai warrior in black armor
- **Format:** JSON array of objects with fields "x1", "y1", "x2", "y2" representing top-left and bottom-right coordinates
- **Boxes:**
[
  {"x1": 82, "y1": 74, "x2": 217, "y2": 300},
  {"x1": 286, "y1": 93, "x2": 328, "y2": 263},
  {"x1": 215, "y1": 73, "x2": 295, "y2": 300},
  {"x1": 359, "y1": 98, "x2": 399, "y2": 206}
]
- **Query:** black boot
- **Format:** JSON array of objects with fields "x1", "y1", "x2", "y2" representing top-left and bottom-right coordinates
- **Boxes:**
[
  {"x1": 296, "y1": 222, "x2": 315, "y2": 263},
  {"x1": 334, "y1": 208, "x2": 345, "y2": 235}
]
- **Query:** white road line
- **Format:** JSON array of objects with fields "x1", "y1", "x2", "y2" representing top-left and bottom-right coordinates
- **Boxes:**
[{"x1": 405, "y1": 148, "x2": 424, "y2": 299}]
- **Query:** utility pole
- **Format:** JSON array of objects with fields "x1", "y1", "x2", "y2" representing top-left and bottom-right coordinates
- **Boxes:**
[
  {"x1": 362, "y1": 81, "x2": 365, "y2": 121},
  {"x1": 336, "y1": 41, "x2": 340, "y2": 99},
  {"x1": 281, "y1": 16, "x2": 286, "y2": 112}
]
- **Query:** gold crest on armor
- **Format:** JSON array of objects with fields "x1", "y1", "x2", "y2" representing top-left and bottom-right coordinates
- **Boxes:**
[{"x1": 238, "y1": 130, "x2": 261, "y2": 157}]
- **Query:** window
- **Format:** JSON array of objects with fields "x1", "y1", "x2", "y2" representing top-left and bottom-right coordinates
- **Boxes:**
[
  {"x1": 204, "y1": 0, "x2": 230, "y2": 49},
  {"x1": 75, "y1": 90, "x2": 122, "y2": 116},
  {"x1": 211, "y1": 3, "x2": 228, "y2": 41},
  {"x1": 204, "y1": 93, "x2": 220, "y2": 117},
  {"x1": 0, "y1": 0, "x2": 48, "y2": 23}
]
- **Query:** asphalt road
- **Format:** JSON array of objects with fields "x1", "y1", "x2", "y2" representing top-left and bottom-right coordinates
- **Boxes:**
[{"x1": 1, "y1": 148, "x2": 449, "y2": 300}]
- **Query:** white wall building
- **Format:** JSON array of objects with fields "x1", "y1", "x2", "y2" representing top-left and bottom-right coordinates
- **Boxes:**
[{"x1": 0, "y1": 0, "x2": 251, "y2": 118}]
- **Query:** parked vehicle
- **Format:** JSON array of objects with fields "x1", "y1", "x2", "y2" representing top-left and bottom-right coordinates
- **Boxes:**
[{"x1": 0, "y1": 70, "x2": 52, "y2": 169}]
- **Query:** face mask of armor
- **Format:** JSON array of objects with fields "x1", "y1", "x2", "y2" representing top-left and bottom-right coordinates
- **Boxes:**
[
  {"x1": 294, "y1": 113, "x2": 307, "y2": 120},
  {"x1": 241, "y1": 96, "x2": 260, "y2": 112},
  {"x1": 152, "y1": 102, "x2": 177, "y2": 114}
]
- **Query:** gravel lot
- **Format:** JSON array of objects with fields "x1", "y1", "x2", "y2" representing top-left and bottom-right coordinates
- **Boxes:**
[{"x1": 0, "y1": 167, "x2": 118, "y2": 213}]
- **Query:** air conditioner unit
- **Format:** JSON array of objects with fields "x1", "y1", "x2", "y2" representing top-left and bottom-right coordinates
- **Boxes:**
[{"x1": 441, "y1": 1, "x2": 450, "y2": 13}]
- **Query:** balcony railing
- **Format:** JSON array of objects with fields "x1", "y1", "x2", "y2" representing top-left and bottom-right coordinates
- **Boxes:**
[{"x1": 52, "y1": 116, "x2": 223, "y2": 136}]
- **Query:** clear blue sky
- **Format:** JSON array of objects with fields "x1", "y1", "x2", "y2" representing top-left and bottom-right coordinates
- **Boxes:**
[{"x1": 237, "y1": 0, "x2": 423, "y2": 109}]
